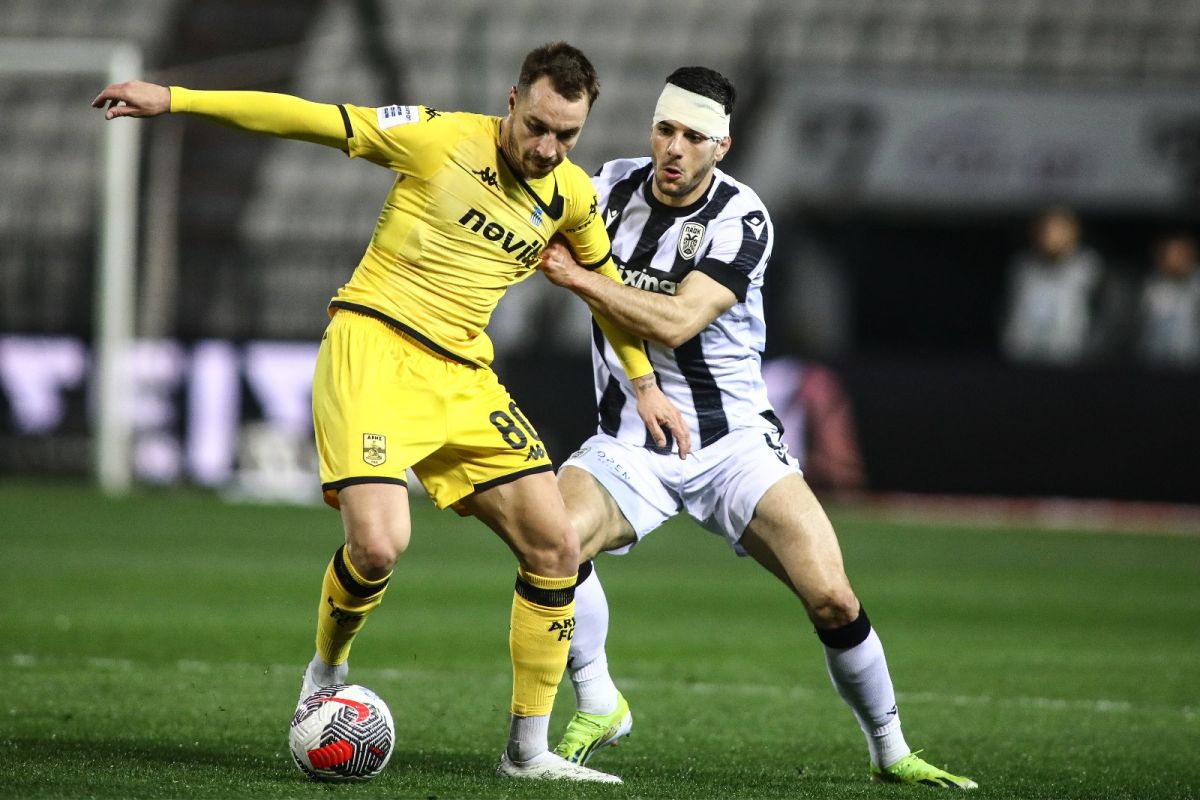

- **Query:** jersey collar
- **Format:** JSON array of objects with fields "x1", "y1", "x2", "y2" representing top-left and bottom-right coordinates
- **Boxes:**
[{"x1": 497, "y1": 146, "x2": 566, "y2": 221}]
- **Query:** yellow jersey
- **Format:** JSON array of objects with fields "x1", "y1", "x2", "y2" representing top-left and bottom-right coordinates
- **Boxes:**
[
  {"x1": 333, "y1": 104, "x2": 607, "y2": 367},
  {"x1": 169, "y1": 87, "x2": 641, "y2": 371}
]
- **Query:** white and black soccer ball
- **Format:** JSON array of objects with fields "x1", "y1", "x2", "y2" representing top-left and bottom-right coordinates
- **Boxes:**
[{"x1": 289, "y1": 684, "x2": 394, "y2": 782}]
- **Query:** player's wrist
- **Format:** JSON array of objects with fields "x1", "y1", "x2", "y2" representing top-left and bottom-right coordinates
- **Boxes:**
[{"x1": 630, "y1": 373, "x2": 656, "y2": 393}]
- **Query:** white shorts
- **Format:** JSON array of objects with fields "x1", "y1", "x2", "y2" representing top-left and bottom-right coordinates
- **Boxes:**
[{"x1": 561, "y1": 426, "x2": 803, "y2": 556}]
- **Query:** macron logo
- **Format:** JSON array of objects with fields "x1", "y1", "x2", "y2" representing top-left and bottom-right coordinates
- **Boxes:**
[
  {"x1": 377, "y1": 105, "x2": 419, "y2": 130},
  {"x1": 745, "y1": 212, "x2": 766, "y2": 240}
]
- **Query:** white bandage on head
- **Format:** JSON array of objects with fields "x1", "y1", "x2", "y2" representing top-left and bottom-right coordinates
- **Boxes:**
[{"x1": 652, "y1": 82, "x2": 730, "y2": 141}]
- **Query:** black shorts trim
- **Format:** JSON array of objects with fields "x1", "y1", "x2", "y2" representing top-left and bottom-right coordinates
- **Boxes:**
[
  {"x1": 329, "y1": 301, "x2": 478, "y2": 368},
  {"x1": 322, "y1": 476, "x2": 409, "y2": 494},
  {"x1": 470, "y1": 464, "x2": 555, "y2": 495}
]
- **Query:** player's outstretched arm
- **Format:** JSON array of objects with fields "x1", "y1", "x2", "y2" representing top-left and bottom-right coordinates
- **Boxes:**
[{"x1": 93, "y1": 81, "x2": 347, "y2": 149}]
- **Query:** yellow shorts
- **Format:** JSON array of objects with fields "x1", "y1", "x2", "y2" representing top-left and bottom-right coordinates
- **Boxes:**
[{"x1": 313, "y1": 310, "x2": 553, "y2": 510}]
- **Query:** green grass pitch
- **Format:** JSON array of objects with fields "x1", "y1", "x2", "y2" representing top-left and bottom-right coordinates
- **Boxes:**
[{"x1": 1, "y1": 480, "x2": 1197, "y2": 799}]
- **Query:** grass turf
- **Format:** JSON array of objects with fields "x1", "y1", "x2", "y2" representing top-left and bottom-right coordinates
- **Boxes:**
[{"x1": 1, "y1": 480, "x2": 1197, "y2": 799}]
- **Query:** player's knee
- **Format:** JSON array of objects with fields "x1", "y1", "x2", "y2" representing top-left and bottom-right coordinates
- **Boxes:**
[
  {"x1": 806, "y1": 589, "x2": 860, "y2": 629},
  {"x1": 347, "y1": 534, "x2": 406, "y2": 579},
  {"x1": 519, "y1": 531, "x2": 580, "y2": 578}
]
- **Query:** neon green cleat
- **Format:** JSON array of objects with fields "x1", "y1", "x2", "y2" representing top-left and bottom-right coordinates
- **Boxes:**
[
  {"x1": 553, "y1": 692, "x2": 633, "y2": 765},
  {"x1": 871, "y1": 751, "x2": 978, "y2": 790}
]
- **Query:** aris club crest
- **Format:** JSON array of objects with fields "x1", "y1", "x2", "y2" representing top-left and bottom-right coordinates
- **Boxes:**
[{"x1": 363, "y1": 433, "x2": 386, "y2": 466}]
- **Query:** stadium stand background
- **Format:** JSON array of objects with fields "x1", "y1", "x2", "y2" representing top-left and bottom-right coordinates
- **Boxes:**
[{"x1": 2, "y1": 0, "x2": 1199, "y2": 504}]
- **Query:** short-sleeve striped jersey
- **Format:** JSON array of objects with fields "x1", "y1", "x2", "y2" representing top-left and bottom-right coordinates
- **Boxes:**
[
  {"x1": 588, "y1": 157, "x2": 777, "y2": 452},
  {"x1": 330, "y1": 104, "x2": 609, "y2": 367}
]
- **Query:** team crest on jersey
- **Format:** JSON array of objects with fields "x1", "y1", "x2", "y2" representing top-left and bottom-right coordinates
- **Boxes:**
[
  {"x1": 376, "y1": 105, "x2": 419, "y2": 130},
  {"x1": 530, "y1": 206, "x2": 544, "y2": 227},
  {"x1": 363, "y1": 433, "x2": 387, "y2": 466},
  {"x1": 677, "y1": 221, "x2": 706, "y2": 260}
]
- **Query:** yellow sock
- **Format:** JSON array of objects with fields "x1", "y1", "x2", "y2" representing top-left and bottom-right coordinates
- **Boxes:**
[
  {"x1": 510, "y1": 567, "x2": 576, "y2": 716},
  {"x1": 315, "y1": 545, "x2": 390, "y2": 666}
]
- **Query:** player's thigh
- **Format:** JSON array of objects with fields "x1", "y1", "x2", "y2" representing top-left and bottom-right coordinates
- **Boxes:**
[
  {"x1": 558, "y1": 465, "x2": 637, "y2": 561},
  {"x1": 559, "y1": 435, "x2": 677, "y2": 557},
  {"x1": 740, "y1": 473, "x2": 858, "y2": 624},
  {"x1": 460, "y1": 470, "x2": 578, "y2": 578}
]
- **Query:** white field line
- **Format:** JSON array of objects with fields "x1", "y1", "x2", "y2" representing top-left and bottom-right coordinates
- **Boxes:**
[{"x1": 7, "y1": 653, "x2": 1195, "y2": 722}]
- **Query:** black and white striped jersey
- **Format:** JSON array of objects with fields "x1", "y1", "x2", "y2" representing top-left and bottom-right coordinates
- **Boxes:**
[{"x1": 588, "y1": 157, "x2": 777, "y2": 452}]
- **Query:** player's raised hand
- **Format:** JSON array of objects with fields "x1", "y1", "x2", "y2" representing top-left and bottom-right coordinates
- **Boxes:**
[
  {"x1": 91, "y1": 80, "x2": 171, "y2": 119},
  {"x1": 631, "y1": 374, "x2": 692, "y2": 459}
]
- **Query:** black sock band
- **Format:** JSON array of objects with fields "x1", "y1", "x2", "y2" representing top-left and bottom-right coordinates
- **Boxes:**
[
  {"x1": 332, "y1": 545, "x2": 389, "y2": 598},
  {"x1": 815, "y1": 606, "x2": 872, "y2": 650},
  {"x1": 514, "y1": 575, "x2": 575, "y2": 608},
  {"x1": 575, "y1": 560, "x2": 594, "y2": 586}
]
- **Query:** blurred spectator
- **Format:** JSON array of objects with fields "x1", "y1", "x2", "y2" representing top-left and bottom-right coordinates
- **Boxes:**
[
  {"x1": 1000, "y1": 207, "x2": 1107, "y2": 366},
  {"x1": 762, "y1": 358, "x2": 866, "y2": 491},
  {"x1": 1135, "y1": 233, "x2": 1200, "y2": 369}
]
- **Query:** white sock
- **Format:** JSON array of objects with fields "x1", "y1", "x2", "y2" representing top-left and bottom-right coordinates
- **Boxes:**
[
  {"x1": 506, "y1": 713, "x2": 550, "y2": 762},
  {"x1": 567, "y1": 565, "x2": 619, "y2": 715},
  {"x1": 823, "y1": 627, "x2": 910, "y2": 769},
  {"x1": 307, "y1": 652, "x2": 348, "y2": 687}
]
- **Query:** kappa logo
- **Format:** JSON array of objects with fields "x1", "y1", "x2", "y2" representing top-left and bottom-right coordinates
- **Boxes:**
[
  {"x1": 363, "y1": 433, "x2": 386, "y2": 466},
  {"x1": 744, "y1": 211, "x2": 767, "y2": 240},
  {"x1": 524, "y1": 444, "x2": 546, "y2": 461},
  {"x1": 473, "y1": 166, "x2": 501, "y2": 189},
  {"x1": 677, "y1": 220, "x2": 706, "y2": 259},
  {"x1": 564, "y1": 196, "x2": 598, "y2": 234}
]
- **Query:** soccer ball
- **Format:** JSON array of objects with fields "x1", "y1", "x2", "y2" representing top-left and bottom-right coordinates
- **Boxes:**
[{"x1": 289, "y1": 684, "x2": 394, "y2": 782}]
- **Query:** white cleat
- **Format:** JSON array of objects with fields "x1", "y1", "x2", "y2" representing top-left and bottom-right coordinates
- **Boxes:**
[
  {"x1": 296, "y1": 654, "x2": 347, "y2": 712},
  {"x1": 496, "y1": 750, "x2": 623, "y2": 784}
]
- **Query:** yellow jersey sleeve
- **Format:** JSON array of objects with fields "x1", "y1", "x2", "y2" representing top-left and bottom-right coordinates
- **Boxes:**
[
  {"x1": 339, "y1": 103, "x2": 452, "y2": 173},
  {"x1": 168, "y1": 86, "x2": 347, "y2": 149}
]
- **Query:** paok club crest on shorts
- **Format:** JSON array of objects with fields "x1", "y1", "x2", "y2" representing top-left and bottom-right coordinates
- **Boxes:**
[
  {"x1": 677, "y1": 221, "x2": 705, "y2": 260},
  {"x1": 363, "y1": 433, "x2": 387, "y2": 467}
]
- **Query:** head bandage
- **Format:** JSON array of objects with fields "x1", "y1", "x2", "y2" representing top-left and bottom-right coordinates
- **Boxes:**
[{"x1": 652, "y1": 83, "x2": 730, "y2": 141}]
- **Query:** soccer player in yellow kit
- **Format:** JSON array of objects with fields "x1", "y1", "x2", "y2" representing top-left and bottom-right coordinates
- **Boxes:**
[{"x1": 93, "y1": 42, "x2": 689, "y2": 784}]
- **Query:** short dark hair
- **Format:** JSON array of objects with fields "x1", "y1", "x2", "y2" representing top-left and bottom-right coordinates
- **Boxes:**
[
  {"x1": 665, "y1": 66, "x2": 736, "y2": 115},
  {"x1": 518, "y1": 42, "x2": 601, "y2": 107}
]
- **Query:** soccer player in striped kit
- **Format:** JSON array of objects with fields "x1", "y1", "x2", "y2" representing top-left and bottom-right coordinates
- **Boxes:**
[{"x1": 537, "y1": 66, "x2": 977, "y2": 790}]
